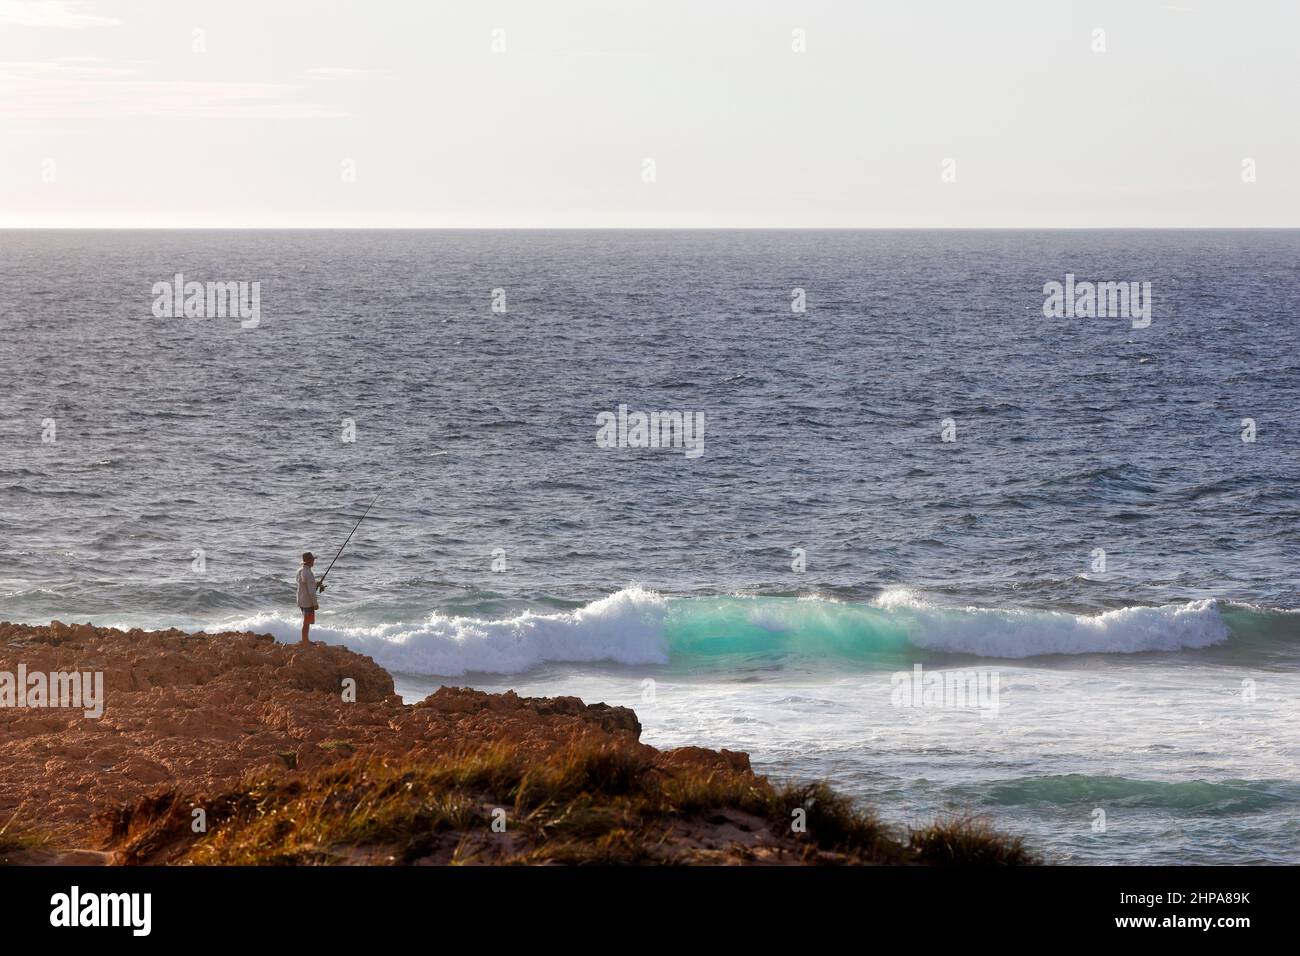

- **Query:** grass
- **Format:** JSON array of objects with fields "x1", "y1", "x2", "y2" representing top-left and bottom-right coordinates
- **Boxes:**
[
  {"x1": 0, "y1": 805, "x2": 54, "y2": 864},
  {"x1": 909, "y1": 815, "x2": 1040, "y2": 866},
  {"x1": 97, "y1": 739, "x2": 1038, "y2": 866}
]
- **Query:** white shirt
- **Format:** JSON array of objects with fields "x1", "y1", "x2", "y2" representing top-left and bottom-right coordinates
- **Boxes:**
[{"x1": 296, "y1": 565, "x2": 318, "y2": 609}]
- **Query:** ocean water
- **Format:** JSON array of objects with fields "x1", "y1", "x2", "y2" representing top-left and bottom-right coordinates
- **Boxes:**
[{"x1": 1, "y1": 229, "x2": 1297, "y2": 864}]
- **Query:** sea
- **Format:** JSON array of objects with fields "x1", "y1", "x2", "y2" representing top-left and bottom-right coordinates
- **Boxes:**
[{"x1": 1, "y1": 228, "x2": 1297, "y2": 864}]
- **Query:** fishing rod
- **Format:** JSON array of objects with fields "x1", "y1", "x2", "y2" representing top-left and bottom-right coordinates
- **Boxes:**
[{"x1": 318, "y1": 493, "x2": 380, "y2": 586}]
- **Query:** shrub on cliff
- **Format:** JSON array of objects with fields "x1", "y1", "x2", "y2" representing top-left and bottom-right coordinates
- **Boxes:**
[{"x1": 98, "y1": 739, "x2": 1036, "y2": 866}]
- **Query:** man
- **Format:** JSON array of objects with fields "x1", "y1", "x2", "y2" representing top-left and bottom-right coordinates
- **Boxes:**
[{"x1": 296, "y1": 551, "x2": 326, "y2": 644}]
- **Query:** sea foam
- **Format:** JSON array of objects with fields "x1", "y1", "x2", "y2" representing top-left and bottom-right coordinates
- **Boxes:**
[{"x1": 208, "y1": 588, "x2": 1242, "y2": 677}]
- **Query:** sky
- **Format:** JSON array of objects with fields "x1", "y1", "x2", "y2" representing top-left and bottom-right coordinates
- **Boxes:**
[{"x1": 1, "y1": 0, "x2": 1297, "y2": 227}]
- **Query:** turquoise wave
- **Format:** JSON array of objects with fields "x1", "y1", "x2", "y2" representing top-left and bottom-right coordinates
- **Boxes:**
[
  {"x1": 956, "y1": 775, "x2": 1300, "y2": 814},
  {"x1": 201, "y1": 589, "x2": 1298, "y2": 677}
]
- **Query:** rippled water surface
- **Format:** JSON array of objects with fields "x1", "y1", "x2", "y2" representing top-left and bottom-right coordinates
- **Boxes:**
[{"x1": 1, "y1": 229, "x2": 1296, "y2": 862}]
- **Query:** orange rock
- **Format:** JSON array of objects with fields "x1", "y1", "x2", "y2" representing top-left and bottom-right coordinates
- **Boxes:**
[{"x1": 0, "y1": 621, "x2": 699, "y2": 844}]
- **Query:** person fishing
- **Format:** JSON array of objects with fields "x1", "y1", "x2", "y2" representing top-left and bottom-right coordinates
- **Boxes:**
[
  {"x1": 296, "y1": 494, "x2": 379, "y2": 646},
  {"x1": 296, "y1": 552, "x2": 325, "y2": 644}
]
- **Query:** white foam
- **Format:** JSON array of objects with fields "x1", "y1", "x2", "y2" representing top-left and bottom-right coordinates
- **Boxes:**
[
  {"x1": 203, "y1": 589, "x2": 1236, "y2": 676},
  {"x1": 209, "y1": 585, "x2": 672, "y2": 676},
  {"x1": 902, "y1": 598, "x2": 1231, "y2": 657},
  {"x1": 873, "y1": 586, "x2": 925, "y2": 609}
]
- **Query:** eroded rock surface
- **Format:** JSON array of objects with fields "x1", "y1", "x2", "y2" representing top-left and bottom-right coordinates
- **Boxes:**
[{"x1": 0, "y1": 621, "x2": 650, "y2": 841}]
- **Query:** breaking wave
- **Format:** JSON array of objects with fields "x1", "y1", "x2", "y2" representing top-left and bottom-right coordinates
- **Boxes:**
[{"x1": 207, "y1": 588, "x2": 1295, "y2": 677}]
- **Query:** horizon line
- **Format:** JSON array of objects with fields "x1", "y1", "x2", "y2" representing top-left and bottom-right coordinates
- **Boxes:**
[{"x1": 3, "y1": 225, "x2": 1298, "y2": 232}]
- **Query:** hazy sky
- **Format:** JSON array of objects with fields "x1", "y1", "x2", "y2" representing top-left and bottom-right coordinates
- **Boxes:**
[{"x1": 2, "y1": 0, "x2": 1296, "y2": 227}]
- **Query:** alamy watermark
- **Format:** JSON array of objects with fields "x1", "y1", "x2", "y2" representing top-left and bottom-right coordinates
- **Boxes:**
[
  {"x1": 1043, "y1": 273, "x2": 1151, "y2": 329},
  {"x1": 890, "y1": 663, "x2": 1000, "y2": 718},
  {"x1": 0, "y1": 665, "x2": 104, "y2": 719},
  {"x1": 595, "y1": 404, "x2": 705, "y2": 458},
  {"x1": 151, "y1": 273, "x2": 260, "y2": 328},
  {"x1": 50, "y1": 886, "x2": 150, "y2": 936}
]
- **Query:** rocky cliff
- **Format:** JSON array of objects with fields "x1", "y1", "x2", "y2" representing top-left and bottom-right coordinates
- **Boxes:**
[{"x1": 0, "y1": 621, "x2": 1033, "y2": 865}]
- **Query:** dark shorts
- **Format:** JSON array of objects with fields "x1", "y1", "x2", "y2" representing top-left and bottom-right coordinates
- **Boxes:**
[{"x1": 300, "y1": 606, "x2": 317, "y2": 622}]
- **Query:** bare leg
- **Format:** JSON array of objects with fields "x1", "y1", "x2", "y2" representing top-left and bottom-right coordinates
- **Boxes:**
[{"x1": 300, "y1": 615, "x2": 310, "y2": 644}]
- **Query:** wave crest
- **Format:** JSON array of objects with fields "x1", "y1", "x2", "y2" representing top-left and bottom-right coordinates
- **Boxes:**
[
  {"x1": 194, "y1": 588, "x2": 1287, "y2": 677},
  {"x1": 213, "y1": 585, "x2": 671, "y2": 676}
]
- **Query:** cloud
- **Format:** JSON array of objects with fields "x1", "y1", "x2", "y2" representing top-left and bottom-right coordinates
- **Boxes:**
[
  {"x1": 0, "y1": 58, "x2": 348, "y2": 119},
  {"x1": 0, "y1": 1, "x2": 121, "y2": 29}
]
